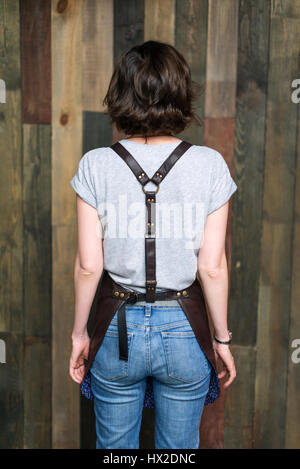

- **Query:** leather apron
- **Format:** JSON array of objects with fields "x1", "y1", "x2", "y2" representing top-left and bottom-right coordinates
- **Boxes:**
[{"x1": 80, "y1": 140, "x2": 220, "y2": 407}]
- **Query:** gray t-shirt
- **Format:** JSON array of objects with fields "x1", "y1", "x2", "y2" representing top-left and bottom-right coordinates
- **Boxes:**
[{"x1": 70, "y1": 139, "x2": 237, "y2": 305}]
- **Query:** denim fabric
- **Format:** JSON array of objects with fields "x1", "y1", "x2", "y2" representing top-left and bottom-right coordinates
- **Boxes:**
[{"x1": 90, "y1": 303, "x2": 212, "y2": 449}]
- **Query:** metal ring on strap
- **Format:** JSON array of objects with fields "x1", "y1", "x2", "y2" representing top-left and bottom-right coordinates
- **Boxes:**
[{"x1": 142, "y1": 183, "x2": 160, "y2": 194}]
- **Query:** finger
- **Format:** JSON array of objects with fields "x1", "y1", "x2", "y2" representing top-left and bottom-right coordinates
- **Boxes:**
[
  {"x1": 218, "y1": 369, "x2": 227, "y2": 379},
  {"x1": 223, "y1": 368, "x2": 236, "y2": 388},
  {"x1": 70, "y1": 359, "x2": 83, "y2": 384}
]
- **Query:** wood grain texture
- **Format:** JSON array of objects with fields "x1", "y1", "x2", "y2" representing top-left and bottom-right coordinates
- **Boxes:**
[
  {"x1": 23, "y1": 124, "x2": 51, "y2": 448},
  {"x1": 82, "y1": 111, "x2": 112, "y2": 152},
  {"x1": 80, "y1": 112, "x2": 111, "y2": 449},
  {"x1": 114, "y1": 0, "x2": 144, "y2": 65},
  {"x1": 201, "y1": 117, "x2": 236, "y2": 449},
  {"x1": 285, "y1": 105, "x2": 300, "y2": 449},
  {"x1": 82, "y1": 0, "x2": 113, "y2": 112},
  {"x1": 224, "y1": 346, "x2": 256, "y2": 448},
  {"x1": 51, "y1": 0, "x2": 83, "y2": 449},
  {"x1": 144, "y1": 0, "x2": 175, "y2": 44},
  {"x1": 20, "y1": 0, "x2": 51, "y2": 124},
  {"x1": 205, "y1": 0, "x2": 239, "y2": 118},
  {"x1": 225, "y1": 0, "x2": 270, "y2": 448},
  {"x1": 175, "y1": 0, "x2": 208, "y2": 144},
  {"x1": 228, "y1": 0, "x2": 269, "y2": 347},
  {"x1": 0, "y1": 0, "x2": 23, "y2": 448},
  {"x1": 254, "y1": 0, "x2": 300, "y2": 448}
]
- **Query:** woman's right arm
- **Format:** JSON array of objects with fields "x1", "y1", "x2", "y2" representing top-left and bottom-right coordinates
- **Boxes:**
[{"x1": 197, "y1": 201, "x2": 236, "y2": 388}]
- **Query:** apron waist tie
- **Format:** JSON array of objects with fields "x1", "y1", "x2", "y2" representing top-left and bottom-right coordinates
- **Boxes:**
[{"x1": 112, "y1": 287, "x2": 190, "y2": 361}]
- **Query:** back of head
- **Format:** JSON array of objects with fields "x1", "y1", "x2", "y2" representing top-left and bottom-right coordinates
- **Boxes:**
[{"x1": 103, "y1": 40, "x2": 203, "y2": 137}]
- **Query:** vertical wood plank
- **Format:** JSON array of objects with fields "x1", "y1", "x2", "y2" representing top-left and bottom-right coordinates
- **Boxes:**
[
  {"x1": 225, "y1": 0, "x2": 270, "y2": 449},
  {"x1": 224, "y1": 346, "x2": 256, "y2": 448},
  {"x1": 285, "y1": 107, "x2": 300, "y2": 449},
  {"x1": 114, "y1": 0, "x2": 144, "y2": 65},
  {"x1": 82, "y1": 111, "x2": 112, "y2": 152},
  {"x1": 144, "y1": 0, "x2": 175, "y2": 44},
  {"x1": 254, "y1": 0, "x2": 300, "y2": 448},
  {"x1": 201, "y1": 118, "x2": 236, "y2": 449},
  {"x1": 51, "y1": 0, "x2": 83, "y2": 449},
  {"x1": 205, "y1": 0, "x2": 239, "y2": 118},
  {"x1": 20, "y1": 0, "x2": 51, "y2": 124},
  {"x1": 0, "y1": 0, "x2": 23, "y2": 448},
  {"x1": 23, "y1": 124, "x2": 52, "y2": 448},
  {"x1": 82, "y1": 0, "x2": 113, "y2": 112},
  {"x1": 201, "y1": 0, "x2": 239, "y2": 450},
  {"x1": 80, "y1": 111, "x2": 112, "y2": 449},
  {"x1": 175, "y1": 0, "x2": 208, "y2": 145}
]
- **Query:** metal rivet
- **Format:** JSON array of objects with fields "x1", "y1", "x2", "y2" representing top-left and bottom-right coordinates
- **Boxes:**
[
  {"x1": 177, "y1": 292, "x2": 181, "y2": 296},
  {"x1": 182, "y1": 290, "x2": 188, "y2": 296},
  {"x1": 120, "y1": 292, "x2": 125, "y2": 297},
  {"x1": 114, "y1": 291, "x2": 119, "y2": 296}
]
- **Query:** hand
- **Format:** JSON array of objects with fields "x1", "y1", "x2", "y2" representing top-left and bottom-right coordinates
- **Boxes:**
[
  {"x1": 69, "y1": 332, "x2": 90, "y2": 384},
  {"x1": 212, "y1": 338, "x2": 236, "y2": 388}
]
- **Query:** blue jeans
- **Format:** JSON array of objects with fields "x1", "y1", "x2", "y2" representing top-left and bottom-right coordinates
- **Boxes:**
[{"x1": 90, "y1": 303, "x2": 212, "y2": 449}]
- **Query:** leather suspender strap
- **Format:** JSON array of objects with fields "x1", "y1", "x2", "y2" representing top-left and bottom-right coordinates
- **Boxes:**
[{"x1": 110, "y1": 140, "x2": 193, "y2": 359}]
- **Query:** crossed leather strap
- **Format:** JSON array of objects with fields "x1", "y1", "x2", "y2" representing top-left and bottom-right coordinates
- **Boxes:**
[{"x1": 110, "y1": 140, "x2": 193, "y2": 360}]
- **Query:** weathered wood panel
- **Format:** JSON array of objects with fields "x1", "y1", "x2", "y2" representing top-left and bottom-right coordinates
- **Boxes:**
[
  {"x1": 201, "y1": 117, "x2": 236, "y2": 449},
  {"x1": 205, "y1": 0, "x2": 239, "y2": 118},
  {"x1": 114, "y1": 0, "x2": 144, "y2": 65},
  {"x1": 144, "y1": 0, "x2": 175, "y2": 44},
  {"x1": 82, "y1": 111, "x2": 112, "y2": 152},
  {"x1": 285, "y1": 105, "x2": 300, "y2": 449},
  {"x1": 80, "y1": 112, "x2": 112, "y2": 449},
  {"x1": 0, "y1": 0, "x2": 23, "y2": 449},
  {"x1": 20, "y1": 0, "x2": 51, "y2": 124},
  {"x1": 224, "y1": 346, "x2": 256, "y2": 448},
  {"x1": 254, "y1": 0, "x2": 300, "y2": 448},
  {"x1": 23, "y1": 124, "x2": 52, "y2": 448},
  {"x1": 175, "y1": 0, "x2": 208, "y2": 144},
  {"x1": 225, "y1": 0, "x2": 270, "y2": 449},
  {"x1": 51, "y1": 0, "x2": 83, "y2": 449},
  {"x1": 82, "y1": 0, "x2": 113, "y2": 112}
]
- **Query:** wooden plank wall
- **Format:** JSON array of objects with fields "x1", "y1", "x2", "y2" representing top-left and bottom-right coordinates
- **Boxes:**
[{"x1": 1, "y1": 0, "x2": 300, "y2": 449}]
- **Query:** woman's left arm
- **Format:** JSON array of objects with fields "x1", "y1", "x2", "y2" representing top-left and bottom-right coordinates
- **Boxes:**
[{"x1": 69, "y1": 195, "x2": 104, "y2": 384}]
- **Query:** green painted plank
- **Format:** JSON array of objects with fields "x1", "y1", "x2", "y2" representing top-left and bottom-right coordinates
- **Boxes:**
[
  {"x1": 23, "y1": 124, "x2": 51, "y2": 448},
  {"x1": 114, "y1": 0, "x2": 145, "y2": 65},
  {"x1": 82, "y1": 111, "x2": 112, "y2": 152},
  {"x1": 0, "y1": 0, "x2": 23, "y2": 449}
]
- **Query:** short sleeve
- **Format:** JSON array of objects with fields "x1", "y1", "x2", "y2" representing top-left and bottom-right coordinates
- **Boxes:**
[
  {"x1": 207, "y1": 150, "x2": 238, "y2": 215},
  {"x1": 70, "y1": 151, "x2": 97, "y2": 208}
]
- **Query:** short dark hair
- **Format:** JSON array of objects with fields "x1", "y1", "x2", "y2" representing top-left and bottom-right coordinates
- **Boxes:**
[{"x1": 103, "y1": 41, "x2": 203, "y2": 137}]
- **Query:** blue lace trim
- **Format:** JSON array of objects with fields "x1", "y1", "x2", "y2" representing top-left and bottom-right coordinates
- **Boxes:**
[{"x1": 81, "y1": 367, "x2": 220, "y2": 407}]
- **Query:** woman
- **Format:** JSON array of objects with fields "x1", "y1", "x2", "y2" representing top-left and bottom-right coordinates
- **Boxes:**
[{"x1": 69, "y1": 40, "x2": 237, "y2": 449}]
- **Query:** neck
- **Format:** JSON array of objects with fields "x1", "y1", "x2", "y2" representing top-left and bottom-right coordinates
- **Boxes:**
[{"x1": 125, "y1": 134, "x2": 181, "y2": 145}]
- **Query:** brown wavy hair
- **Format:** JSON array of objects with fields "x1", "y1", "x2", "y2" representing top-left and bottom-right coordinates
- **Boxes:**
[{"x1": 103, "y1": 41, "x2": 204, "y2": 137}]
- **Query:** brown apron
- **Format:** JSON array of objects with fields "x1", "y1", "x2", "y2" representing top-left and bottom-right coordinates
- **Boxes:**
[{"x1": 80, "y1": 140, "x2": 220, "y2": 407}]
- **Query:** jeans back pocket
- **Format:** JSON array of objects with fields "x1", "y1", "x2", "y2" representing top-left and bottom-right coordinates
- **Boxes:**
[
  {"x1": 91, "y1": 330, "x2": 134, "y2": 381},
  {"x1": 161, "y1": 331, "x2": 211, "y2": 383}
]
